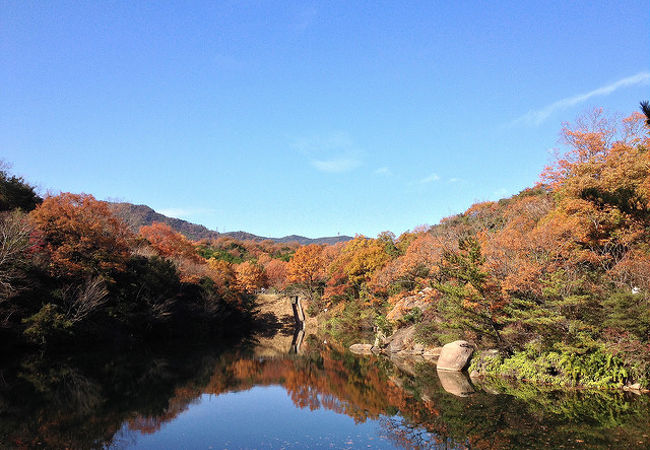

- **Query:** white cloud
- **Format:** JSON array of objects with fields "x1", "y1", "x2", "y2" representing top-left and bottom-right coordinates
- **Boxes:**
[
  {"x1": 374, "y1": 167, "x2": 392, "y2": 176},
  {"x1": 419, "y1": 173, "x2": 440, "y2": 184},
  {"x1": 292, "y1": 131, "x2": 363, "y2": 173},
  {"x1": 311, "y1": 157, "x2": 361, "y2": 173},
  {"x1": 511, "y1": 72, "x2": 650, "y2": 126}
]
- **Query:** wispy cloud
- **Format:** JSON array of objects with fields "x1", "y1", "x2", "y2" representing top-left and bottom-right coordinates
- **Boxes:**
[
  {"x1": 292, "y1": 131, "x2": 363, "y2": 173},
  {"x1": 311, "y1": 157, "x2": 361, "y2": 173},
  {"x1": 419, "y1": 173, "x2": 440, "y2": 184},
  {"x1": 374, "y1": 167, "x2": 392, "y2": 176},
  {"x1": 511, "y1": 72, "x2": 650, "y2": 126},
  {"x1": 449, "y1": 177, "x2": 462, "y2": 183}
]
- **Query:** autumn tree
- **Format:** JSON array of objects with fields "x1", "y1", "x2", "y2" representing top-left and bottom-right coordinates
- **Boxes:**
[
  {"x1": 206, "y1": 258, "x2": 239, "y2": 303},
  {"x1": 541, "y1": 109, "x2": 650, "y2": 275},
  {"x1": 287, "y1": 244, "x2": 326, "y2": 301},
  {"x1": 339, "y1": 236, "x2": 391, "y2": 287},
  {"x1": 481, "y1": 189, "x2": 555, "y2": 300},
  {"x1": 234, "y1": 261, "x2": 267, "y2": 294},
  {"x1": 29, "y1": 193, "x2": 133, "y2": 277},
  {"x1": 264, "y1": 258, "x2": 288, "y2": 291},
  {"x1": 372, "y1": 232, "x2": 443, "y2": 296},
  {"x1": 139, "y1": 222, "x2": 201, "y2": 262}
]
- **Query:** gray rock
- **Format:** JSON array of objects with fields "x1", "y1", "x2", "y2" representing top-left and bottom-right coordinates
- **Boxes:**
[
  {"x1": 436, "y1": 340, "x2": 474, "y2": 371},
  {"x1": 386, "y1": 326, "x2": 416, "y2": 353},
  {"x1": 349, "y1": 343, "x2": 373, "y2": 355}
]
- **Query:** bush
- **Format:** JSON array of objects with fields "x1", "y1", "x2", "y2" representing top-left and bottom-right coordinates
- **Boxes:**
[
  {"x1": 469, "y1": 346, "x2": 644, "y2": 388},
  {"x1": 23, "y1": 304, "x2": 72, "y2": 345}
]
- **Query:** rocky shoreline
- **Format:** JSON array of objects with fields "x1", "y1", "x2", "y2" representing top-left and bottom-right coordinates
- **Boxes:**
[{"x1": 349, "y1": 324, "x2": 649, "y2": 395}]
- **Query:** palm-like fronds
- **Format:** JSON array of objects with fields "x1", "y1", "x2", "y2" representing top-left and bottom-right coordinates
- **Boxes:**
[{"x1": 640, "y1": 100, "x2": 650, "y2": 125}]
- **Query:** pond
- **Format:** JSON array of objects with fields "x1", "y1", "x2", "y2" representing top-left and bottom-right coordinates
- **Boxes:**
[{"x1": 1, "y1": 336, "x2": 648, "y2": 449}]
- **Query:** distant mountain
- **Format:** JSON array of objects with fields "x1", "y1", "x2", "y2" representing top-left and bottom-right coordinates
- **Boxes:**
[{"x1": 107, "y1": 202, "x2": 352, "y2": 245}]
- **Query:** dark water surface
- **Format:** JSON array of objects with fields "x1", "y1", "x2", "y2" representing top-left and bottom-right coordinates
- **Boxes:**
[{"x1": 1, "y1": 339, "x2": 648, "y2": 449}]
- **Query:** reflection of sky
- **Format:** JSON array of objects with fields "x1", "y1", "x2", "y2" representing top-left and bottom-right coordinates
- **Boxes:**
[{"x1": 122, "y1": 385, "x2": 403, "y2": 449}]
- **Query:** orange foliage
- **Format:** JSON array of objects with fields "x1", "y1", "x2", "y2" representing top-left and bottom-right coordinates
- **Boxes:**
[
  {"x1": 481, "y1": 193, "x2": 555, "y2": 297},
  {"x1": 333, "y1": 236, "x2": 391, "y2": 286},
  {"x1": 207, "y1": 258, "x2": 238, "y2": 301},
  {"x1": 287, "y1": 244, "x2": 326, "y2": 292},
  {"x1": 542, "y1": 110, "x2": 649, "y2": 273},
  {"x1": 139, "y1": 222, "x2": 201, "y2": 262},
  {"x1": 264, "y1": 258, "x2": 288, "y2": 290},
  {"x1": 29, "y1": 193, "x2": 133, "y2": 276},
  {"x1": 322, "y1": 269, "x2": 354, "y2": 303},
  {"x1": 233, "y1": 261, "x2": 267, "y2": 294}
]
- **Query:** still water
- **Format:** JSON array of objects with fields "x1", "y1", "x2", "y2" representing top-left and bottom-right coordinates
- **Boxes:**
[{"x1": 1, "y1": 338, "x2": 648, "y2": 449}]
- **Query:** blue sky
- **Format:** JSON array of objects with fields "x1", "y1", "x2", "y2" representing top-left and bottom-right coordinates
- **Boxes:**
[{"x1": 1, "y1": 1, "x2": 649, "y2": 238}]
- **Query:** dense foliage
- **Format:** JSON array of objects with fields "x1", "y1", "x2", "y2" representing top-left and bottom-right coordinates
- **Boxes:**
[{"x1": 0, "y1": 183, "x2": 289, "y2": 349}]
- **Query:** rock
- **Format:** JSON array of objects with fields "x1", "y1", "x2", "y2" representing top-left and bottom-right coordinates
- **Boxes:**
[
  {"x1": 437, "y1": 369, "x2": 475, "y2": 397},
  {"x1": 436, "y1": 340, "x2": 474, "y2": 371},
  {"x1": 629, "y1": 383, "x2": 642, "y2": 391},
  {"x1": 422, "y1": 352, "x2": 440, "y2": 361},
  {"x1": 422, "y1": 347, "x2": 442, "y2": 360},
  {"x1": 469, "y1": 370, "x2": 480, "y2": 379},
  {"x1": 386, "y1": 293, "x2": 432, "y2": 321},
  {"x1": 349, "y1": 344, "x2": 373, "y2": 355},
  {"x1": 386, "y1": 325, "x2": 416, "y2": 353}
]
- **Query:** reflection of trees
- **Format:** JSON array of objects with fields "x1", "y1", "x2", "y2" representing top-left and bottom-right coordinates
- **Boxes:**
[{"x1": 1, "y1": 343, "x2": 649, "y2": 449}]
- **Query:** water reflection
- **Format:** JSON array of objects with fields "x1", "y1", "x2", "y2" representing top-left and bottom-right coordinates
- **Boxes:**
[{"x1": 0, "y1": 338, "x2": 648, "y2": 449}]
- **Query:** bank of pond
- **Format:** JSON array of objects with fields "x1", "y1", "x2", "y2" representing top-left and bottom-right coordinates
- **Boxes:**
[{"x1": 1, "y1": 337, "x2": 648, "y2": 449}]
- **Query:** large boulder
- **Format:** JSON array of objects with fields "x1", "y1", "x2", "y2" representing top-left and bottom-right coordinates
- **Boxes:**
[
  {"x1": 384, "y1": 325, "x2": 416, "y2": 353},
  {"x1": 349, "y1": 344, "x2": 373, "y2": 355},
  {"x1": 436, "y1": 340, "x2": 474, "y2": 371}
]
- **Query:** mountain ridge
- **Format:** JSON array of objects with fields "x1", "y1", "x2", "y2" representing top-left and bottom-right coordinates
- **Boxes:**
[{"x1": 107, "y1": 202, "x2": 352, "y2": 245}]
